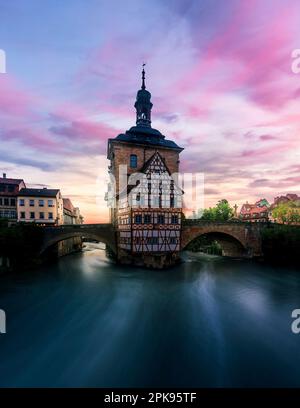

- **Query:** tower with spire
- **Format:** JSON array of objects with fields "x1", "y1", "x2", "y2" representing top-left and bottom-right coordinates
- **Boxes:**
[
  {"x1": 134, "y1": 64, "x2": 153, "y2": 127},
  {"x1": 107, "y1": 66, "x2": 184, "y2": 268}
]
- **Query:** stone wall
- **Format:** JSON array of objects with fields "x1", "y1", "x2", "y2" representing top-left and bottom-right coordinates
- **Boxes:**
[
  {"x1": 57, "y1": 236, "x2": 82, "y2": 257},
  {"x1": 116, "y1": 248, "x2": 180, "y2": 269}
]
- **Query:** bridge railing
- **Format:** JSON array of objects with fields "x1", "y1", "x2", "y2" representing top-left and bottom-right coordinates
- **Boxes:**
[
  {"x1": 44, "y1": 223, "x2": 112, "y2": 230},
  {"x1": 182, "y1": 219, "x2": 266, "y2": 226}
]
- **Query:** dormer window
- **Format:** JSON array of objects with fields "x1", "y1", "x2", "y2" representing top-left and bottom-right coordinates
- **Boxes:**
[{"x1": 130, "y1": 154, "x2": 137, "y2": 168}]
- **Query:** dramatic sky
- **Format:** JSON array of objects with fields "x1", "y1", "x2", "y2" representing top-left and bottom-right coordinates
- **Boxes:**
[{"x1": 0, "y1": 0, "x2": 299, "y2": 222}]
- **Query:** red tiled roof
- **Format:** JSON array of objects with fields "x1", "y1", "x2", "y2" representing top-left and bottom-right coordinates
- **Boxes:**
[
  {"x1": 240, "y1": 203, "x2": 269, "y2": 216},
  {"x1": 63, "y1": 198, "x2": 74, "y2": 212}
]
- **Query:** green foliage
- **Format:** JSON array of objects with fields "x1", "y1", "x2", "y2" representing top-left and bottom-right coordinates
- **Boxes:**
[
  {"x1": 201, "y1": 199, "x2": 234, "y2": 222},
  {"x1": 262, "y1": 224, "x2": 300, "y2": 265},
  {"x1": 272, "y1": 202, "x2": 300, "y2": 225},
  {"x1": 186, "y1": 235, "x2": 222, "y2": 255},
  {"x1": 0, "y1": 224, "x2": 43, "y2": 270}
]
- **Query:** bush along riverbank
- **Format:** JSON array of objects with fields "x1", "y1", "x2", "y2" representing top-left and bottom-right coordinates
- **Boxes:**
[
  {"x1": 261, "y1": 224, "x2": 300, "y2": 266},
  {"x1": 0, "y1": 221, "x2": 43, "y2": 273},
  {"x1": 184, "y1": 223, "x2": 300, "y2": 266}
]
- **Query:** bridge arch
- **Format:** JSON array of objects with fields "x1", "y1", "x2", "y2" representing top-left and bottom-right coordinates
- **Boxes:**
[
  {"x1": 183, "y1": 230, "x2": 247, "y2": 257},
  {"x1": 39, "y1": 225, "x2": 116, "y2": 256},
  {"x1": 180, "y1": 222, "x2": 264, "y2": 258}
]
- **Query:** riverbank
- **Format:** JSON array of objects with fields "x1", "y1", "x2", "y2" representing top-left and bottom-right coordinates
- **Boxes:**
[
  {"x1": 1, "y1": 222, "x2": 299, "y2": 274},
  {"x1": 0, "y1": 222, "x2": 82, "y2": 274},
  {"x1": 186, "y1": 223, "x2": 300, "y2": 267}
]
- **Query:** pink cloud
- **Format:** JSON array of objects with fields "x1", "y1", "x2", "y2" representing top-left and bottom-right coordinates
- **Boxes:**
[
  {"x1": 1, "y1": 127, "x2": 61, "y2": 152},
  {"x1": 172, "y1": 0, "x2": 299, "y2": 117},
  {"x1": 0, "y1": 76, "x2": 35, "y2": 117}
]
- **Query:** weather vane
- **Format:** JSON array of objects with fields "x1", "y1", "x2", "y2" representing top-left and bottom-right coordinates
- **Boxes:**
[{"x1": 142, "y1": 63, "x2": 146, "y2": 89}]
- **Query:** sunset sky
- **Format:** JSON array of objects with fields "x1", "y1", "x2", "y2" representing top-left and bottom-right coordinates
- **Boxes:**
[{"x1": 0, "y1": 0, "x2": 299, "y2": 222}]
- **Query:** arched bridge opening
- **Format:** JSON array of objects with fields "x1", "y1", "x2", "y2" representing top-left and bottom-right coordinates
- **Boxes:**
[
  {"x1": 39, "y1": 225, "x2": 116, "y2": 257},
  {"x1": 183, "y1": 231, "x2": 247, "y2": 257},
  {"x1": 181, "y1": 222, "x2": 263, "y2": 258}
]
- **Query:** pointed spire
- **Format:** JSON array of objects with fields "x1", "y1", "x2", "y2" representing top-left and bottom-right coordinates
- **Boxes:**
[
  {"x1": 135, "y1": 63, "x2": 152, "y2": 127},
  {"x1": 142, "y1": 63, "x2": 146, "y2": 90}
]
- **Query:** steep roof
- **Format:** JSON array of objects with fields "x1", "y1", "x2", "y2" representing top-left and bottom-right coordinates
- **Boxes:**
[
  {"x1": 240, "y1": 203, "x2": 269, "y2": 215},
  {"x1": 63, "y1": 198, "x2": 74, "y2": 212},
  {"x1": 0, "y1": 177, "x2": 25, "y2": 186},
  {"x1": 18, "y1": 188, "x2": 60, "y2": 198},
  {"x1": 108, "y1": 125, "x2": 184, "y2": 158}
]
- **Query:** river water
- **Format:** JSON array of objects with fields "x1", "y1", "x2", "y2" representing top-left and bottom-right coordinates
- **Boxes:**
[{"x1": 0, "y1": 243, "x2": 300, "y2": 387}]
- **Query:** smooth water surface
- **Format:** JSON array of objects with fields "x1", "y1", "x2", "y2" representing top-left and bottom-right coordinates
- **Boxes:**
[{"x1": 0, "y1": 243, "x2": 300, "y2": 387}]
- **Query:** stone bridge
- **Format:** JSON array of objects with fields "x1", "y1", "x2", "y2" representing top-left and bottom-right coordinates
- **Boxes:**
[
  {"x1": 39, "y1": 221, "x2": 265, "y2": 259},
  {"x1": 39, "y1": 224, "x2": 116, "y2": 255},
  {"x1": 181, "y1": 221, "x2": 264, "y2": 257}
]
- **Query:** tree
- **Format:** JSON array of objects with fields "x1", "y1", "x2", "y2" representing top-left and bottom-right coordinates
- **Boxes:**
[
  {"x1": 272, "y1": 203, "x2": 300, "y2": 225},
  {"x1": 201, "y1": 199, "x2": 234, "y2": 222}
]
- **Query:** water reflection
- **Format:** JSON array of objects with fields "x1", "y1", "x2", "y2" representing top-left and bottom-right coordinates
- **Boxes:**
[{"x1": 0, "y1": 243, "x2": 299, "y2": 387}]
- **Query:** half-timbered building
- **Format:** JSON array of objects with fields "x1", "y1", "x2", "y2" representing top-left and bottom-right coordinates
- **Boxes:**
[{"x1": 107, "y1": 67, "x2": 184, "y2": 268}]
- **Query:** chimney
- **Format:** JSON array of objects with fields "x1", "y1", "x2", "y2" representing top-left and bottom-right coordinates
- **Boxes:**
[{"x1": 3, "y1": 173, "x2": 6, "y2": 178}]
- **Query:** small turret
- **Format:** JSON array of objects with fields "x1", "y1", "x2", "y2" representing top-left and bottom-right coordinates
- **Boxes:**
[{"x1": 134, "y1": 64, "x2": 153, "y2": 127}]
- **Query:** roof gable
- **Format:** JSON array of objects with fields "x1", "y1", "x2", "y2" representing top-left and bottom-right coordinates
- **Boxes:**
[{"x1": 142, "y1": 151, "x2": 170, "y2": 175}]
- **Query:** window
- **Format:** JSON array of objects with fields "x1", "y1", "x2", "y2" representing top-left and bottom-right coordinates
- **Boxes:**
[
  {"x1": 20, "y1": 212, "x2": 25, "y2": 219},
  {"x1": 134, "y1": 214, "x2": 142, "y2": 224},
  {"x1": 171, "y1": 215, "x2": 178, "y2": 224},
  {"x1": 170, "y1": 196, "x2": 175, "y2": 208},
  {"x1": 152, "y1": 196, "x2": 160, "y2": 208},
  {"x1": 8, "y1": 185, "x2": 14, "y2": 193},
  {"x1": 10, "y1": 198, "x2": 16, "y2": 206},
  {"x1": 39, "y1": 212, "x2": 44, "y2": 219},
  {"x1": 0, "y1": 210, "x2": 16, "y2": 219},
  {"x1": 147, "y1": 237, "x2": 158, "y2": 245},
  {"x1": 130, "y1": 154, "x2": 137, "y2": 168},
  {"x1": 30, "y1": 212, "x2": 35, "y2": 219},
  {"x1": 0, "y1": 198, "x2": 2, "y2": 205},
  {"x1": 157, "y1": 214, "x2": 165, "y2": 224},
  {"x1": 48, "y1": 199, "x2": 54, "y2": 207},
  {"x1": 0, "y1": 185, "x2": 5, "y2": 192},
  {"x1": 29, "y1": 199, "x2": 35, "y2": 207},
  {"x1": 169, "y1": 237, "x2": 177, "y2": 244},
  {"x1": 144, "y1": 214, "x2": 151, "y2": 224},
  {"x1": 39, "y1": 199, "x2": 44, "y2": 207},
  {"x1": 4, "y1": 198, "x2": 9, "y2": 206},
  {"x1": 19, "y1": 199, "x2": 25, "y2": 206},
  {"x1": 10, "y1": 210, "x2": 16, "y2": 219},
  {"x1": 48, "y1": 212, "x2": 53, "y2": 220}
]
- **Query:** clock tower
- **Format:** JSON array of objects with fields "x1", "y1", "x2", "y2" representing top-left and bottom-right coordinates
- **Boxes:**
[{"x1": 107, "y1": 67, "x2": 184, "y2": 268}]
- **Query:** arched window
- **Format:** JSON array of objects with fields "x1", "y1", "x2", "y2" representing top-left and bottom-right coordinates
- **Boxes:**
[{"x1": 130, "y1": 154, "x2": 137, "y2": 168}]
